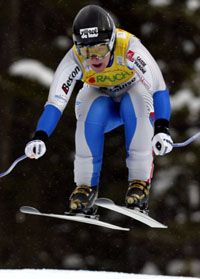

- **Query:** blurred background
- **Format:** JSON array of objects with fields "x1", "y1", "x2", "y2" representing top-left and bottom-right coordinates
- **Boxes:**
[{"x1": 0, "y1": 0, "x2": 200, "y2": 276}]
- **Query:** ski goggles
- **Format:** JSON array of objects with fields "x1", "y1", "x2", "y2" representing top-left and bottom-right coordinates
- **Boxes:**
[{"x1": 78, "y1": 43, "x2": 110, "y2": 59}]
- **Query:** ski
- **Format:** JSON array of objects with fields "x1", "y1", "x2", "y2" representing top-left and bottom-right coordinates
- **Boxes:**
[
  {"x1": 20, "y1": 206, "x2": 129, "y2": 231},
  {"x1": 95, "y1": 198, "x2": 167, "y2": 228}
]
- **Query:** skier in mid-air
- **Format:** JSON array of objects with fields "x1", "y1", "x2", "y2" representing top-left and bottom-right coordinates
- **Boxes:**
[{"x1": 25, "y1": 5, "x2": 173, "y2": 215}]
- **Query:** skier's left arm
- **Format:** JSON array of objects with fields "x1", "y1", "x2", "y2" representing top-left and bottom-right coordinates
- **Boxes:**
[
  {"x1": 126, "y1": 37, "x2": 173, "y2": 156},
  {"x1": 152, "y1": 88, "x2": 173, "y2": 156},
  {"x1": 149, "y1": 55, "x2": 173, "y2": 156}
]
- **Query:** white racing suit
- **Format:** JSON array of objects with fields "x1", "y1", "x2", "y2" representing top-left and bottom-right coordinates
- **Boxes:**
[{"x1": 35, "y1": 29, "x2": 171, "y2": 187}]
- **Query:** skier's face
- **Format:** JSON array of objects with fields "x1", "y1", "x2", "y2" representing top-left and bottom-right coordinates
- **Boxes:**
[{"x1": 87, "y1": 53, "x2": 111, "y2": 73}]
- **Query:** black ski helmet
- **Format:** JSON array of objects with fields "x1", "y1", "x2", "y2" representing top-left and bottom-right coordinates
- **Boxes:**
[{"x1": 72, "y1": 5, "x2": 116, "y2": 51}]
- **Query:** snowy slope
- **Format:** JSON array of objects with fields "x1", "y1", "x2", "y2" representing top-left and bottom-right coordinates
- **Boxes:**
[{"x1": 0, "y1": 270, "x2": 199, "y2": 279}]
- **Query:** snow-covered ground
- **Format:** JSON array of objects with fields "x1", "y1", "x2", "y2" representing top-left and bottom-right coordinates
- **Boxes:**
[{"x1": 0, "y1": 270, "x2": 199, "y2": 279}]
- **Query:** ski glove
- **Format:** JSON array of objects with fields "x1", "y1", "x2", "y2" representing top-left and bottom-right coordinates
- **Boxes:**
[
  {"x1": 152, "y1": 133, "x2": 173, "y2": 155},
  {"x1": 152, "y1": 119, "x2": 173, "y2": 156},
  {"x1": 25, "y1": 140, "x2": 46, "y2": 159}
]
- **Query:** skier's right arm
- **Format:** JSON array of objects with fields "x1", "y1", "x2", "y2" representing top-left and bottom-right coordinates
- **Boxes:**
[{"x1": 25, "y1": 49, "x2": 82, "y2": 159}]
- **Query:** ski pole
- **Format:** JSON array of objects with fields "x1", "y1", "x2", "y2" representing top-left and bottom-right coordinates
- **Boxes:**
[
  {"x1": 0, "y1": 154, "x2": 27, "y2": 178},
  {"x1": 173, "y1": 131, "x2": 200, "y2": 148}
]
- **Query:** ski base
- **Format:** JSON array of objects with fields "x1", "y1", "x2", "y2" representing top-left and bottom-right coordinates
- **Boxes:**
[
  {"x1": 95, "y1": 198, "x2": 167, "y2": 228},
  {"x1": 20, "y1": 206, "x2": 129, "y2": 231}
]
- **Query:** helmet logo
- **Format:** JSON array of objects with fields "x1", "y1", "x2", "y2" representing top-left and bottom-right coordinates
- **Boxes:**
[{"x1": 80, "y1": 27, "x2": 98, "y2": 39}]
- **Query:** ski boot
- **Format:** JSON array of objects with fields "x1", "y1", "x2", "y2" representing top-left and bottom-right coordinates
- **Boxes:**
[
  {"x1": 125, "y1": 180, "x2": 150, "y2": 213},
  {"x1": 69, "y1": 185, "x2": 98, "y2": 215}
]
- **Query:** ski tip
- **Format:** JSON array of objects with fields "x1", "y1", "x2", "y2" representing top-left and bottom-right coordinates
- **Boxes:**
[{"x1": 20, "y1": 206, "x2": 40, "y2": 214}]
